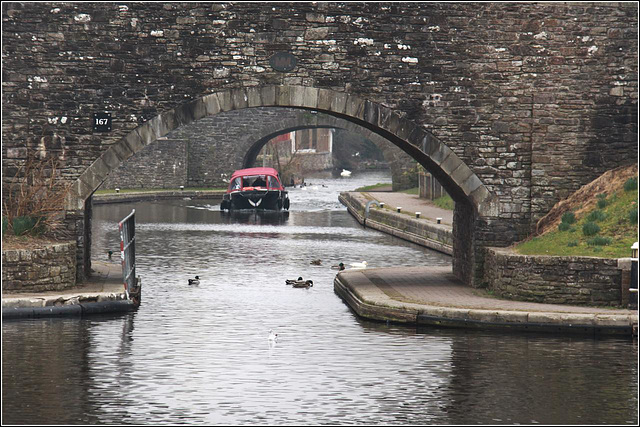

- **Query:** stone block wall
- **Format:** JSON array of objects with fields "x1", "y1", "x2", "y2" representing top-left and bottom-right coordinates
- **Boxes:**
[
  {"x1": 2, "y1": 242, "x2": 77, "y2": 293},
  {"x1": 484, "y1": 247, "x2": 623, "y2": 306},
  {"x1": 101, "y1": 136, "x2": 187, "y2": 189}
]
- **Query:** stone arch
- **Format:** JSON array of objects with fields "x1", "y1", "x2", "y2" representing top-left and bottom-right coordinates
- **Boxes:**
[
  {"x1": 70, "y1": 85, "x2": 497, "y2": 286},
  {"x1": 71, "y1": 86, "x2": 493, "y2": 213},
  {"x1": 239, "y1": 112, "x2": 414, "y2": 186}
]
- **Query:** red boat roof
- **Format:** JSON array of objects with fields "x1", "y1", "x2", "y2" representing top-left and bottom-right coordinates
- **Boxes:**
[{"x1": 230, "y1": 167, "x2": 280, "y2": 179}]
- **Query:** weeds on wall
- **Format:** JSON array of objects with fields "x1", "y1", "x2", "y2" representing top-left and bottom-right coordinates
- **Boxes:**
[{"x1": 2, "y1": 152, "x2": 70, "y2": 237}]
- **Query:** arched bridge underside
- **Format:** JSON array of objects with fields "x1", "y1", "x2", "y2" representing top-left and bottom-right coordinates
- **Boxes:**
[
  {"x1": 2, "y1": 3, "x2": 636, "y2": 287},
  {"x1": 101, "y1": 107, "x2": 417, "y2": 191},
  {"x1": 70, "y1": 85, "x2": 501, "y2": 287}
]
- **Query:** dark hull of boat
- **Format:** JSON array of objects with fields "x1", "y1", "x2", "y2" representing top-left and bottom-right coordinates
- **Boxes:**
[{"x1": 222, "y1": 190, "x2": 289, "y2": 211}]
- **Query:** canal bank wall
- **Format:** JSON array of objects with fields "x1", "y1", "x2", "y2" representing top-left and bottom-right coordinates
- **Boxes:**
[
  {"x1": 334, "y1": 267, "x2": 638, "y2": 336},
  {"x1": 484, "y1": 247, "x2": 634, "y2": 307},
  {"x1": 338, "y1": 191, "x2": 453, "y2": 255},
  {"x1": 2, "y1": 260, "x2": 136, "y2": 320},
  {"x1": 92, "y1": 189, "x2": 225, "y2": 205}
]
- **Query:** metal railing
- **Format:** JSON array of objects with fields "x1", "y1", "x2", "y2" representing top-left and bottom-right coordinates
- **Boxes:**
[{"x1": 119, "y1": 209, "x2": 136, "y2": 299}]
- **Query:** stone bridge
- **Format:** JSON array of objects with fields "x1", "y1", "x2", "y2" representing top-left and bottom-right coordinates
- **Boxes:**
[
  {"x1": 2, "y1": 2, "x2": 637, "y2": 287},
  {"x1": 100, "y1": 107, "x2": 417, "y2": 191}
]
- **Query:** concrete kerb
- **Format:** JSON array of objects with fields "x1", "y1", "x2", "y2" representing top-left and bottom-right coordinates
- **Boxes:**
[{"x1": 334, "y1": 274, "x2": 637, "y2": 335}]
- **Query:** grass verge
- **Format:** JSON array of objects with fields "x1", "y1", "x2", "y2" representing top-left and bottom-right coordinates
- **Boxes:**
[{"x1": 516, "y1": 184, "x2": 638, "y2": 258}]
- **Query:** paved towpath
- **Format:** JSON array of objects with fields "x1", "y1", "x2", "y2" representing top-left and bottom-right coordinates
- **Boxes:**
[
  {"x1": 365, "y1": 191, "x2": 454, "y2": 225},
  {"x1": 335, "y1": 266, "x2": 637, "y2": 334}
]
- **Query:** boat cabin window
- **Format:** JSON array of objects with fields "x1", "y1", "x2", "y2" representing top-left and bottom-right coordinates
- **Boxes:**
[
  {"x1": 230, "y1": 177, "x2": 241, "y2": 190},
  {"x1": 268, "y1": 175, "x2": 280, "y2": 189},
  {"x1": 242, "y1": 175, "x2": 267, "y2": 188}
]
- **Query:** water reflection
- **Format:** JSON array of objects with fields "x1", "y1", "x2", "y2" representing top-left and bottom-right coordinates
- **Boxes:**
[{"x1": 2, "y1": 171, "x2": 638, "y2": 425}]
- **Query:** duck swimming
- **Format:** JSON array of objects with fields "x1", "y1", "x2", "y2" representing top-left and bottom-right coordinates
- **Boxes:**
[
  {"x1": 310, "y1": 259, "x2": 322, "y2": 265},
  {"x1": 331, "y1": 262, "x2": 345, "y2": 271},
  {"x1": 188, "y1": 276, "x2": 200, "y2": 285},
  {"x1": 285, "y1": 277, "x2": 314, "y2": 288}
]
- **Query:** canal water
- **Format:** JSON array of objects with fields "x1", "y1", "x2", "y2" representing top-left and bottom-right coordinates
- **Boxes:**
[{"x1": 2, "y1": 171, "x2": 638, "y2": 425}]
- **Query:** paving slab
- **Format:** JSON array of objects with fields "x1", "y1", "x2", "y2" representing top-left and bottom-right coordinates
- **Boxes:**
[
  {"x1": 334, "y1": 266, "x2": 638, "y2": 336},
  {"x1": 365, "y1": 191, "x2": 454, "y2": 225}
]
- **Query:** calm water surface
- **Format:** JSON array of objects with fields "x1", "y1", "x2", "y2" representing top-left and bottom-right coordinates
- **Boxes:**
[{"x1": 2, "y1": 172, "x2": 638, "y2": 425}]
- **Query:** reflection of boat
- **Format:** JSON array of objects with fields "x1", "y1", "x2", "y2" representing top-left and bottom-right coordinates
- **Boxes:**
[{"x1": 220, "y1": 167, "x2": 290, "y2": 211}]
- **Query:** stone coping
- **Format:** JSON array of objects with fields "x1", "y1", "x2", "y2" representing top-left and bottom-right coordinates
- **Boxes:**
[{"x1": 334, "y1": 267, "x2": 638, "y2": 336}]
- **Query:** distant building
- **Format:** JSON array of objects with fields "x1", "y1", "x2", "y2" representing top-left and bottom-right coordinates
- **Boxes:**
[{"x1": 258, "y1": 129, "x2": 334, "y2": 182}]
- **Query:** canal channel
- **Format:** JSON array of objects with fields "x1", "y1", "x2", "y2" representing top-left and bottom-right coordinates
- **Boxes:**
[{"x1": 2, "y1": 171, "x2": 637, "y2": 424}]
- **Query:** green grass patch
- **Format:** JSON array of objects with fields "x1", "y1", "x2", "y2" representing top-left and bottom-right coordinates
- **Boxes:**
[
  {"x1": 624, "y1": 177, "x2": 637, "y2": 192},
  {"x1": 558, "y1": 222, "x2": 571, "y2": 232},
  {"x1": 354, "y1": 182, "x2": 392, "y2": 192},
  {"x1": 561, "y1": 211, "x2": 576, "y2": 224},
  {"x1": 433, "y1": 194, "x2": 454, "y2": 210},
  {"x1": 585, "y1": 210, "x2": 607, "y2": 222},
  {"x1": 400, "y1": 186, "x2": 420, "y2": 195},
  {"x1": 582, "y1": 221, "x2": 601, "y2": 236},
  {"x1": 587, "y1": 236, "x2": 612, "y2": 246},
  {"x1": 516, "y1": 184, "x2": 638, "y2": 258}
]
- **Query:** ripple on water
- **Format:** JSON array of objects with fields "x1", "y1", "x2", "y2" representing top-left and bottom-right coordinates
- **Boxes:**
[{"x1": 2, "y1": 172, "x2": 638, "y2": 425}]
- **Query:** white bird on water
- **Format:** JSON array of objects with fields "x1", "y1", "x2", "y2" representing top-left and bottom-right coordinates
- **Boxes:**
[
  {"x1": 268, "y1": 329, "x2": 278, "y2": 342},
  {"x1": 349, "y1": 261, "x2": 368, "y2": 269},
  {"x1": 341, "y1": 169, "x2": 351, "y2": 177}
]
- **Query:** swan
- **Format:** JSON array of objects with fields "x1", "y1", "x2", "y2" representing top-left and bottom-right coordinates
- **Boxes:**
[
  {"x1": 340, "y1": 169, "x2": 351, "y2": 177},
  {"x1": 188, "y1": 276, "x2": 200, "y2": 285},
  {"x1": 349, "y1": 261, "x2": 368, "y2": 269},
  {"x1": 268, "y1": 329, "x2": 278, "y2": 341}
]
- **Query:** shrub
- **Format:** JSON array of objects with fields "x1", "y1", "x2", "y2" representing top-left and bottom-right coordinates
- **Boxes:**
[
  {"x1": 587, "y1": 236, "x2": 612, "y2": 246},
  {"x1": 567, "y1": 240, "x2": 578, "y2": 247},
  {"x1": 561, "y1": 211, "x2": 576, "y2": 224},
  {"x1": 597, "y1": 198, "x2": 608, "y2": 209},
  {"x1": 3, "y1": 152, "x2": 70, "y2": 237},
  {"x1": 624, "y1": 177, "x2": 638, "y2": 192},
  {"x1": 558, "y1": 222, "x2": 571, "y2": 231},
  {"x1": 583, "y1": 221, "x2": 601, "y2": 236},
  {"x1": 586, "y1": 210, "x2": 607, "y2": 222},
  {"x1": 630, "y1": 207, "x2": 638, "y2": 224},
  {"x1": 12, "y1": 216, "x2": 38, "y2": 236}
]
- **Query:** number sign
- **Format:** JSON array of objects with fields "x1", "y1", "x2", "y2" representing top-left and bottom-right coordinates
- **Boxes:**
[{"x1": 93, "y1": 113, "x2": 112, "y2": 132}]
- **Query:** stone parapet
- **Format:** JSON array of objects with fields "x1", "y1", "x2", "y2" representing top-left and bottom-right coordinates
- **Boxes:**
[
  {"x1": 2, "y1": 242, "x2": 77, "y2": 293},
  {"x1": 484, "y1": 247, "x2": 624, "y2": 307}
]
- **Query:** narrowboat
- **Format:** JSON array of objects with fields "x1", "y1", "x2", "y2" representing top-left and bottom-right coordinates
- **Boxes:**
[{"x1": 220, "y1": 167, "x2": 290, "y2": 211}]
